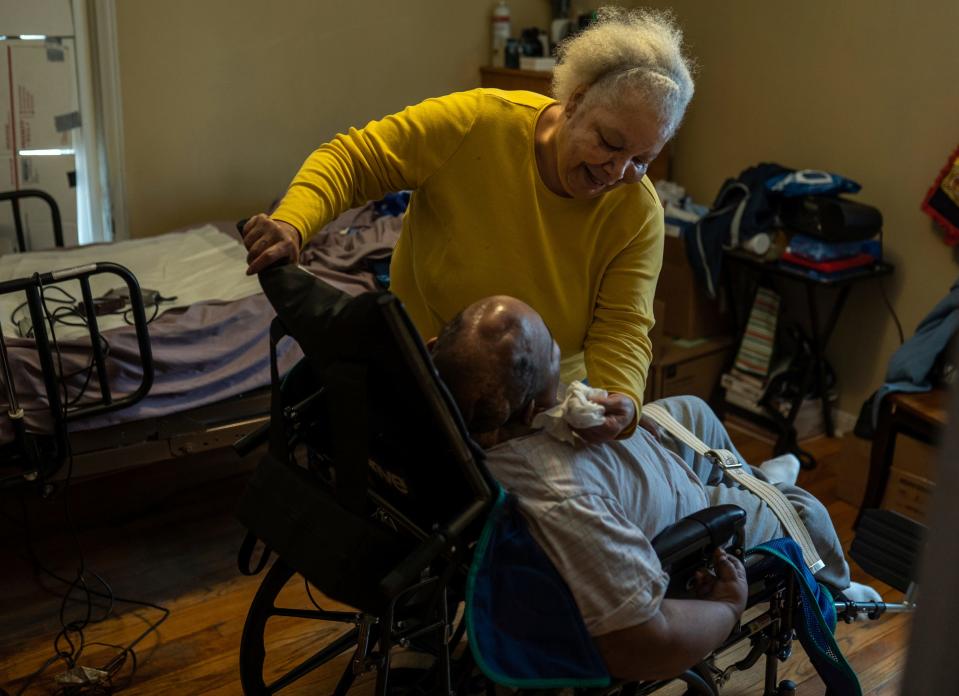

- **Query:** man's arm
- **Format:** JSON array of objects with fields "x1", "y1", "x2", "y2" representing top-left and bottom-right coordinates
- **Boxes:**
[
  {"x1": 518, "y1": 494, "x2": 747, "y2": 682},
  {"x1": 594, "y1": 548, "x2": 747, "y2": 681}
]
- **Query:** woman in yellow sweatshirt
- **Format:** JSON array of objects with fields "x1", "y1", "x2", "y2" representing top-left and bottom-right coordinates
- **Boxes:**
[{"x1": 243, "y1": 8, "x2": 694, "y2": 441}]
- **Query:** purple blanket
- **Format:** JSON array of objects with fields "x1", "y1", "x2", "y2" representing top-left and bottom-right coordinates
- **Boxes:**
[{"x1": 0, "y1": 212, "x2": 402, "y2": 442}]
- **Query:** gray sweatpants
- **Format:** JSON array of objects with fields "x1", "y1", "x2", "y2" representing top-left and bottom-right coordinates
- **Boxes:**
[{"x1": 649, "y1": 395, "x2": 851, "y2": 592}]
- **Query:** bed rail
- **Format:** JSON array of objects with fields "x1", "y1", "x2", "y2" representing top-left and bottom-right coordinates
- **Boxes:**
[
  {"x1": 1, "y1": 262, "x2": 154, "y2": 485},
  {"x1": 0, "y1": 189, "x2": 65, "y2": 251}
]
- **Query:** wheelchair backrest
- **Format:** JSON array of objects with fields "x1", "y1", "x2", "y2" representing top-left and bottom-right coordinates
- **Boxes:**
[{"x1": 259, "y1": 264, "x2": 494, "y2": 544}]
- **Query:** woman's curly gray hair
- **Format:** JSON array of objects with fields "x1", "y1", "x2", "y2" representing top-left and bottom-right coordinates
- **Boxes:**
[{"x1": 552, "y1": 7, "x2": 695, "y2": 136}]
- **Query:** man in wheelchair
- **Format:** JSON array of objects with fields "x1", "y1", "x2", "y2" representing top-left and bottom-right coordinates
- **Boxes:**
[
  {"x1": 238, "y1": 267, "x2": 917, "y2": 695},
  {"x1": 428, "y1": 295, "x2": 880, "y2": 683}
]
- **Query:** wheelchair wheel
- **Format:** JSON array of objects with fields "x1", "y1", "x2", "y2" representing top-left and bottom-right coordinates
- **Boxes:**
[{"x1": 239, "y1": 558, "x2": 363, "y2": 695}]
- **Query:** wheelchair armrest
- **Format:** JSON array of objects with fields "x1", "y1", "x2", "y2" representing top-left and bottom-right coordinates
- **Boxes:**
[{"x1": 652, "y1": 505, "x2": 746, "y2": 594}]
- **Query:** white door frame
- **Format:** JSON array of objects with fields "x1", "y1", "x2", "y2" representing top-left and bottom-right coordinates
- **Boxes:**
[{"x1": 74, "y1": 0, "x2": 127, "y2": 242}]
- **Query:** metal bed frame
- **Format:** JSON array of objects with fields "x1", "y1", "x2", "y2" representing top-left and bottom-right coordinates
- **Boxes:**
[
  {"x1": 1, "y1": 191, "x2": 270, "y2": 489},
  {"x1": 0, "y1": 261, "x2": 154, "y2": 487}
]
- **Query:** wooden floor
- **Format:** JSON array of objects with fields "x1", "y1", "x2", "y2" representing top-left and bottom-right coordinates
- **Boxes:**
[{"x1": 0, "y1": 431, "x2": 911, "y2": 695}]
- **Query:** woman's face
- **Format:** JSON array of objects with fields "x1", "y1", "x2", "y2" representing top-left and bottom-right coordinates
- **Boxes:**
[{"x1": 556, "y1": 90, "x2": 672, "y2": 199}]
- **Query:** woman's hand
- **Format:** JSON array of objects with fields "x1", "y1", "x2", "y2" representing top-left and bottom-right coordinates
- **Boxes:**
[
  {"x1": 242, "y1": 214, "x2": 302, "y2": 275},
  {"x1": 574, "y1": 392, "x2": 637, "y2": 443}
]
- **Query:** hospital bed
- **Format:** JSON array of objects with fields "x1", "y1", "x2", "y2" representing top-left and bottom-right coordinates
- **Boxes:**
[
  {"x1": 0, "y1": 193, "x2": 402, "y2": 489},
  {"x1": 233, "y1": 264, "x2": 922, "y2": 696}
]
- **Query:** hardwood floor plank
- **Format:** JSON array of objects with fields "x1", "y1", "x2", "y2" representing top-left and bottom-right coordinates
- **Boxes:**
[{"x1": 0, "y1": 432, "x2": 913, "y2": 695}]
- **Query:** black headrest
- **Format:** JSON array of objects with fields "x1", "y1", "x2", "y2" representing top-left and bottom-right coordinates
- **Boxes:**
[
  {"x1": 257, "y1": 264, "x2": 492, "y2": 535},
  {"x1": 259, "y1": 264, "x2": 381, "y2": 362}
]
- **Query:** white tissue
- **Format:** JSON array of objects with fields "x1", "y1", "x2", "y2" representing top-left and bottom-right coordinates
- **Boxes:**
[{"x1": 531, "y1": 382, "x2": 607, "y2": 444}]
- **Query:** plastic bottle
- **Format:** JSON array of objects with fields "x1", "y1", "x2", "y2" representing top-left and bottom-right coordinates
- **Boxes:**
[
  {"x1": 743, "y1": 232, "x2": 771, "y2": 257},
  {"x1": 491, "y1": 1, "x2": 511, "y2": 67}
]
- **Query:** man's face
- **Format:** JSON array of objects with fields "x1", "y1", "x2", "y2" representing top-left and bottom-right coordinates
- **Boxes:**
[{"x1": 556, "y1": 91, "x2": 671, "y2": 200}]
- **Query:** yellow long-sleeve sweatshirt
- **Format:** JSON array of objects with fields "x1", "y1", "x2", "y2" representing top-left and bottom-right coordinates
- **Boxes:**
[{"x1": 271, "y1": 88, "x2": 664, "y2": 418}]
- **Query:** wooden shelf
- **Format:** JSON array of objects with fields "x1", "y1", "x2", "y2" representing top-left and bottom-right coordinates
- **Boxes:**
[{"x1": 480, "y1": 66, "x2": 553, "y2": 95}]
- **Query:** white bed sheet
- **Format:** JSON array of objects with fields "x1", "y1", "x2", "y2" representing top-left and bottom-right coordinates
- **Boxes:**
[{"x1": 0, "y1": 226, "x2": 260, "y2": 339}]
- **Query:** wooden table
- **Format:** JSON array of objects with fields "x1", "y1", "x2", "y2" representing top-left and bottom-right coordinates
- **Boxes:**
[
  {"x1": 723, "y1": 252, "x2": 894, "y2": 468},
  {"x1": 856, "y1": 388, "x2": 948, "y2": 527}
]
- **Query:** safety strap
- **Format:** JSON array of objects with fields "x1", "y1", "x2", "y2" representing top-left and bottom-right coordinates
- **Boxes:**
[
  {"x1": 268, "y1": 318, "x2": 290, "y2": 462},
  {"x1": 643, "y1": 403, "x2": 825, "y2": 574},
  {"x1": 237, "y1": 530, "x2": 272, "y2": 576}
]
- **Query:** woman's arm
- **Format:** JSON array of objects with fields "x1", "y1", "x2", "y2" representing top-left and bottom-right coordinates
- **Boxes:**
[
  {"x1": 582, "y1": 195, "x2": 665, "y2": 437},
  {"x1": 273, "y1": 92, "x2": 478, "y2": 241},
  {"x1": 244, "y1": 91, "x2": 479, "y2": 273}
]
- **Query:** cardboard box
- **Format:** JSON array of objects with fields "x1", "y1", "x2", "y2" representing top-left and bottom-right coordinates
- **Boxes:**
[
  {"x1": 518, "y1": 56, "x2": 556, "y2": 71},
  {"x1": 892, "y1": 434, "x2": 939, "y2": 483},
  {"x1": 645, "y1": 335, "x2": 735, "y2": 405},
  {"x1": 0, "y1": 40, "x2": 80, "y2": 250},
  {"x1": 655, "y1": 235, "x2": 730, "y2": 339},
  {"x1": 835, "y1": 434, "x2": 940, "y2": 509},
  {"x1": 881, "y1": 466, "x2": 935, "y2": 524}
]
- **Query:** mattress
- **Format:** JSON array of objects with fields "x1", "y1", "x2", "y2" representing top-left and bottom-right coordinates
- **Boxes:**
[{"x1": 0, "y1": 209, "x2": 403, "y2": 443}]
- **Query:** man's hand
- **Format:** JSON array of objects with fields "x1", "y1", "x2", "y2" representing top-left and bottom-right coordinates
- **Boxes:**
[
  {"x1": 574, "y1": 392, "x2": 636, "y2": 443},
  {"x1": 242, "y1": 214, "x2": 302, "y2": 275},
  {"x1": 596, "y1": 547, "x2": 749, "y2": 681},
  {"x1": 693, "y1": 548, "x2": 748, "y2": 618}
]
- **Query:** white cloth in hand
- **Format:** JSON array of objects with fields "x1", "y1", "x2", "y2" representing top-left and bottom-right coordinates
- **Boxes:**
[{"x1": 531, "y1": 382, "x2": 607, "y2": 444}]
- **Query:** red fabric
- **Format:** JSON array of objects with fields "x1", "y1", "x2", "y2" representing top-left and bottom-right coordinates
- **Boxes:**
[
  {"x1": 921, "y1": 144, "x2": 959, "y2": 246},
  {"x1": 780, "y1": 251, "x2": 876, "y2": 273}
]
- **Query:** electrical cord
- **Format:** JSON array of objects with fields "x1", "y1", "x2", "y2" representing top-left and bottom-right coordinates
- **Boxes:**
[
  {"x1": 11, "y1": 274, "x2": 170, "y2": 695},
  {"x1": 10, "y1": 287, "x2": 172, "y2": 338},
  {"x1": 19, "y1": 321, "x2": 110, "y2": 414},
  {"x1": 878, "y1": 277, "x2": 905, "y2": 346},
  {"x1": 11, "y1": 282, "x2": 171, "y2": 413}
]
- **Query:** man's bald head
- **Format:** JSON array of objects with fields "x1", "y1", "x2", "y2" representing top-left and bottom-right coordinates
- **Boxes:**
[{"x1": 431, "y1": 296, "x2": 560, "y2": 441}]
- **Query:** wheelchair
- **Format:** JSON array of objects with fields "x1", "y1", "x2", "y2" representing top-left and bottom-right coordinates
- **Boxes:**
[{"x1": 232, "y1": 264, "x2": 921, "y2": 696}]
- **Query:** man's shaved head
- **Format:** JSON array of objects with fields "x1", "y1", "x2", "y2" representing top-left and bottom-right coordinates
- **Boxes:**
[{"x1": 431, "y1": 296, "x2": 561, "y2": 442}]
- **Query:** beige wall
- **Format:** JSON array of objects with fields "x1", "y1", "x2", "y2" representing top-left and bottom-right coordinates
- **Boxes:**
[
  {"x1": 581, "y1": 0, "x2": 959, "y2": 415},
  {"x1": 114, "y1": 0, "x2": 549, "y2": 238},
  {"x1": 117, "y1": 1, "x2": 959, "y2": 413}
]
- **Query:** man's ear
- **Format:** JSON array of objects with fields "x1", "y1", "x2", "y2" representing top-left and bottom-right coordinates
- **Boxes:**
[
  {"x1": 519, "y1": 399, "x2": 539, "y2": 427},
  {"x1": 426, "y1": 336, "x2": 438, "y2": 353},
  {"x1": 565, "y1": 85, "x2": 588, "y2": 118}
]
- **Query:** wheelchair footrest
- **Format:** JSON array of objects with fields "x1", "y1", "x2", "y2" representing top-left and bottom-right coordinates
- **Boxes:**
[{"x1": 849, "y1": 508, "x2": 925, "y2": 593}]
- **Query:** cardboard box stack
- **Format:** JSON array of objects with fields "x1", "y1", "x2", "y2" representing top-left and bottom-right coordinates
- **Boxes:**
[
  {"x1": 644, "y1": 181, "x2": 734, "y2": 407},
  {"x1": 655, "y1": 234, "x2": 730, "y2": 340},
  {"x1": 1, "y1": 39, "x2": 80, "y2": 251},
  {"x1": 881, "y1": 435, "x2": 939, "y2": 524},
  {"x1": 645, "y1": 335, "x2": 735, "y2": 405}
]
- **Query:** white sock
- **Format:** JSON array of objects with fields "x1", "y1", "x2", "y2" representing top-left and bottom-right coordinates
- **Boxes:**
[
  {"x1": 759, "y1": 454, "x2": 801, "y2": 486},
  {"x1": 843, "y1": 581, "x2": 882, "y2": 603}
]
